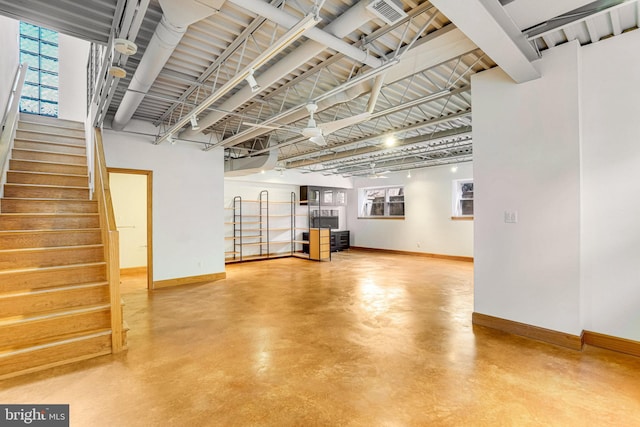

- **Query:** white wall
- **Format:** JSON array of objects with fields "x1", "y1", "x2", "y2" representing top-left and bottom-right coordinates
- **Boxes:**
[
  {"x1": 348, "y1": 163, "x2": 474, "y2": 257},
  {"x1": 58, "y1": 33, "x2": 89, "y2": 122},
  {"x1": 0, "y1": 16, "x2": 19, "y2": 122},
  {"x1": 109, "y1": 172, "x2": 148, "y2": 269},
  {"x1": 103, "y1": 120, "x2": 225, "y2": 281},
  {"x1": 224, "y1": 166, "x2": 474, "y2": 258},
  {"x1": 473, "y1": 33, "x2": 640, "y2": 342},
  {"x1": 581, "y1": 30, "x2": 640, "y2": 341},
  {"x1": 472, "y1": 42, "x2": 583, "y2": 335}
]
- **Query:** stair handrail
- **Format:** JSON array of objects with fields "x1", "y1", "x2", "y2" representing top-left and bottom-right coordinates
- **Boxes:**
[
  {"x1": 0, "y1": 63, "x2": 27, "y2": 200},
  {"x1": 92, "y1": 127, "x2": 124, "y2": 353}
]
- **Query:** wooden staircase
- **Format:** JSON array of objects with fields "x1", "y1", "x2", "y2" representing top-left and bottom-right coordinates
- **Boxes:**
[{"x1": 0, "y1": 114, "x2": 124, "y2": 379}]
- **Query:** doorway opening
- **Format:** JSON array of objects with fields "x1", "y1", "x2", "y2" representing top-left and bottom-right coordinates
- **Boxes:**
[{"x1": 108, "y1": 168, "x2": 153, "y2": 289}]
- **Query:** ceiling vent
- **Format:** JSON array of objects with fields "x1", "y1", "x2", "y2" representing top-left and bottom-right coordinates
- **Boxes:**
[{"x1": 366, "y1": 0, "x2": 407, "y2": 25}]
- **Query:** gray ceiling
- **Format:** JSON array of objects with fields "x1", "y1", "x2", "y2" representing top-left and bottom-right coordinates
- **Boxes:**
[{"x1": 1, "y1": 0, "x2": 638, "y2": 176}]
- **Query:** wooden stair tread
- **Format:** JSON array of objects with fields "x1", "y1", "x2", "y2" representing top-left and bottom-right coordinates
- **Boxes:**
[
  {"x1": 0, "y1": 243, "x2": 103, "y2": 254},
  {"x1": 0, "y1": 328, "x2": 112, "y2": 358},
  {"x1": 0, "y1": 212, "x2": 98, "y2": 216},
  {"x1": 7, "y1": 170, "x2": 88, "y2": 178},
  {"x1": 0, "y1": 213, "x2": 100, "y2": 229},
  {"x1": 12, "y1": 148, "x2": 86, "y2": 158},
  {"x1": 2, "y1": 197, "x2": 93, "y2": 202},
  {"x1": 14, "y1": 137, "x2": 86, "y2": 149},
  {"x1": 0, "y1": 261, "x2": 107, "y2": 275},
  {"x1": 0, "y1": 303, "x2": 110, "y2": 327},
  {"x1": 15, "y1": 129, "x2": 85, "y2": 140},
  {"x1": 4, "y1": 183, "x2": 90, "y2": 190},
  {"x1": 0, "y1": 281, "x2": 109, "y2": 299},
  {"x1": 9, "y1": 158, "x2": 88, "y2": 169},
  {"x1": 0, "y1": 228, "x2": 101, "y2": 234},
  {"x1": 19, "y1": 115, "x2": 84, "y2": 128}
]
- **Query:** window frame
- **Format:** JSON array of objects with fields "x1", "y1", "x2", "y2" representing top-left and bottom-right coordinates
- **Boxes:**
[
  {"x1": 358, "y1": 185, "x2": 405, "y2": 219},
  {"x1": 19, "y1": 22, "x2": 59, "y2": 118},
  {"x1": 452, "y1": 178, "x2": 474, "y2": 220}
]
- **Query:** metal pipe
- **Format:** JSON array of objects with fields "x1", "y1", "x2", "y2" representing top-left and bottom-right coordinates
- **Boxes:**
[{"x1": 111, "y1": 0, "x2": 223, "y2": 131}]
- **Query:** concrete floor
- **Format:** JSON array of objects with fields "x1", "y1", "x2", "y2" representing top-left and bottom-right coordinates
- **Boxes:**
[{"x1": 1, "y1": 250, "x2": 639, "y2": 426}]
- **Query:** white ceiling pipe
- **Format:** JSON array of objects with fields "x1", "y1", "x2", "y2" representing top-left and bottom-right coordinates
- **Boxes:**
[
  {"x1": 181, "y1": 0, "x2": 379, "y2": 140},
  {"x1": 224, "y1": 149, "x2": 279, "y2": 176},
  {"x1": 112, "y1": 0, "x2": 224, "y2": 131}
]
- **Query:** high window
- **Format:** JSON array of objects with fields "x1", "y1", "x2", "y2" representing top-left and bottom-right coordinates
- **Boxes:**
[
  {"x1": 19, "y1": 22, "x2": 59, "y2": 117},
  {"x1": 359, "y1": 186, "x2": 405, "y2": 218}
]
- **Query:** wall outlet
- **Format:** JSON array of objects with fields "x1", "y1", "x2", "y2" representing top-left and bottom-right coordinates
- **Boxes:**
[{"x1": 504, "y1": 210, "x2": 518, "y2": 223}]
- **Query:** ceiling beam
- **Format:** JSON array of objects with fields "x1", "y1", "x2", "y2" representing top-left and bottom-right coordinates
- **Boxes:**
[
  {"x1": 430, "y1": 0, "x2": 541, "y2": 83},
  {"x1": 502, "y1": 0, "x2": 596, "y2": 30}
]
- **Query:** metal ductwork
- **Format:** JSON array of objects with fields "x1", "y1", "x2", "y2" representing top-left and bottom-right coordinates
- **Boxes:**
[
  {"x1": 224, "y1": 150, "x2": 279, "y2": 177},
  {"x1": 180, "y1": 0, "x2": 381, "y2": 140},
  {"x1": 111, "y1": 0, "x2": 224, "y2": 131}
]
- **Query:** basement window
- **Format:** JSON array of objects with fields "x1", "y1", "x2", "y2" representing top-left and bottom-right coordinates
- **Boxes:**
[
  {"x1": 452, "y1": 179, "x2": 473, "y2": 220},
  {"x1": 19, "y1": 22, "x2": 59, "y2": 117},
  {"x1": 358, "y1": 186, "x2": 405, "y2": 218}
]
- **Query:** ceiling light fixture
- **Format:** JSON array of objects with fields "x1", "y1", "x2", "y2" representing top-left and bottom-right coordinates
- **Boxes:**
[
  {"x1": 385, "y1": 136, "x2": 396, "y2": 147},
  {"x1": 113, "y1": 38, "x2": 138, "y2": 56},
  {"x1": 190, "y1": 115, "x2": 200, "y2": 131},
  {"x1": 246, "y1": 69, "x2": 261, "y2": 93},
  {"x1": 407, "y1": 170, "x2": 412, "y2": 178},
  {"x1": 108, "y1": 66, "x2": 127, "y2": 79},
  {"x1": 451, "y1": 165, "x2": 458, "y2": 172}
]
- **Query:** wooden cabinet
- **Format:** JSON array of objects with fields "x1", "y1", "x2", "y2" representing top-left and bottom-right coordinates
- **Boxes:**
[
  {"x1": 331, "y1": 230, "x2": 350, "y2": 252},
  {"x1": 303, "y1": 230, "x2": 350, "y2": 253},
  {"x1": 308, "y1": 228, "x2": 330, "y2": 261}
]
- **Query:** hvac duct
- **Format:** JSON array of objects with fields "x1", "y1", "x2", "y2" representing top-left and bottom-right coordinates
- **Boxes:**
[
  {"x1": 224, "y1": 150, "x2": 279, "y2": 177},
  {"x1": 111, "y1": 0, "x2": 224, "y2": 131},
  {"x1": 180, "y1": 0, "x2": 381, "y2": 140}
]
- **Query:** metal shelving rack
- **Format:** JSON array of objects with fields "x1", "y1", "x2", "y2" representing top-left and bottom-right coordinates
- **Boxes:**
[{"x1": 226, "y1": 190, "x2": 305, "y2": 263}]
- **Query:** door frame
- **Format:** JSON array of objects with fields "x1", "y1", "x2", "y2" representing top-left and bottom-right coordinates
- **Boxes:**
[{"x1": 108, "y1": 167, "x2": 154, "y2": 290}]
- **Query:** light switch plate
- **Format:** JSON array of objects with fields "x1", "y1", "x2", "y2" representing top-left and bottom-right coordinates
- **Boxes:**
[{"x1": 504, "y1": 210, "x2": 518, "y2": 223}]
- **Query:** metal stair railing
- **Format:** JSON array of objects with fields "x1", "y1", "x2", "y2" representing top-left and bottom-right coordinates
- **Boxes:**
[{"x1": 0, "y1": 63, "x2": 27, "y2": 201}]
